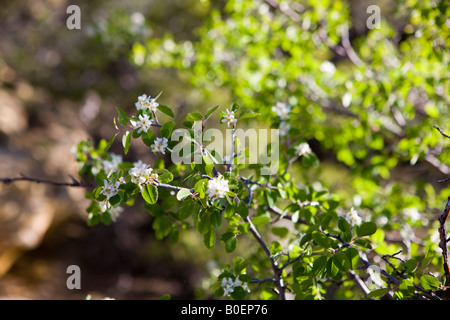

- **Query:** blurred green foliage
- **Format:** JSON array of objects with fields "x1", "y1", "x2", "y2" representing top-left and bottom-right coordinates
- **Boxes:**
[{"x1": 121, "y1": 0, "x2": 448, "y2": 299}]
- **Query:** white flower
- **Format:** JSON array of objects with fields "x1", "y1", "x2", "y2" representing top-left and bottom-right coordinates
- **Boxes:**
[
  {"x1": 221, "y1": 109, "x2": 237, "y2": 127},
  {"x1": 109, "y1": 206, "x2": 124, "y2": 221},
  {"x1": 101, "y1": 180, "x2": 120, "y2": 200},
  {"x1": 135, "y1": 94, "x2": 149, "y2": 111},
  {"x1": 151, "y1": 137, "x2": 168, "y2": 154},
  {"x1": 320, "y1": 61, "x2": 336, "y2": 76},
  {"x1": 272, "y1": 102, "x2": 291, "y2": 120},
  {"x1": 344, "y1": 207, "x2": 362, "y2": 227},
  {"x1": 278, "y1": 121, "x2": 290, "y2": 137},
  {"x1": 129, "y1": 160, "x2": 152, "y2": 187},
  {"x1": 148, "y1": 98, "x2": 159, "y2": 112},
  {"x1": 207, "y1": 175, "x2": 230, "y2": 200},
  {"x1": 102, "y1": 153, "x2": 123, "y2": 175},
  {"x1": 135, "y1": 94, "x2": 159, "y2": 112},
  {"x1": 294, "y1": 142, "x2": 312, "y2": 156},
  {"x1": 134, "y1": 114, "x2": 153, "y2": 134},
  {"x1": 99, "y1": 200, "x2": 123, "y2": 222},
  {"x1": 404, "y1": 207, "x2": 420, "y2": 223},
  {"x1": 221, "y1": 277, "x2": 242, "y2": 296}
]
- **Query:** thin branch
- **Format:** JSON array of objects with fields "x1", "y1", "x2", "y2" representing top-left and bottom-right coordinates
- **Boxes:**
[
  {"x1": 0, "y1": 173, "x2": 94, "y2": 188},
  {"x1": 243, "y1": 215, "x2": 285, "y2": 300},
  {"x1": 266, "y1": 205, "x2": 308, "y2": 225},
  {"x1": 434, "y1": 125, "x2": 450, "y2": 139},
  {"x1": 240, "y1": 178, "x2": 286, "y2": 300},
  {"x1": 280, "y1": 252, "x2": 303, "y2": 272},
  {"x1": 227, "y1": 124, "x2": 236, "y2": 174},
  {"x1": 347, "y1": 270, "x2": 373, "y2": 300},
  {"x1": 438, "y1": 197, "x2": 450, "y2": 287},
  {"x1": 339, "y1": 24, "x2": 364, "y2": 67},
  {"x1": 382, "y1": 251, "x2": 440, "y2": 300},
  {"x1": 263, "y1": 0, "x2": 302, "y2": 22},
  {"x1": 358, "y1": 255, "x2": 401, "y2": 287},
  {"x1": 249, "y1": 277, "x2": 276, "y2": 285},
  {"x1": 151, "y1": 109, "x2": 162, "y2": 127}
]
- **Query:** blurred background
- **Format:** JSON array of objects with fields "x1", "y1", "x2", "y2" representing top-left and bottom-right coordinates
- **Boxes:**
[
  {"x1": 0, "y1": 0, "x2": 448, "y2": 299},
  {"x1": 0, "y1": 0, "x2": 220, "y2": 300}
]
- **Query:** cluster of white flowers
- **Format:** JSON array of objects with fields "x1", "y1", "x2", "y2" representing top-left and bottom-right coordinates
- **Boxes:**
[
  {"x1": 294, "y1": 142, "x2": 312, "y2": 156},
  {"x1": 133, "y1": 114, "x2": 153, "y2": 134},
  {"x1": 151, "y1": 137, "x2": 168, "y2": 154},
  {"x1": 207, "y1": 175, "x2": 230, "y2": 200},
  {"x1": 101, "y1": 180, "x2": 120, "y2": 200},
  {"x1": 344, "y1": 207, "x2": 362, "y2": 227},
  {"x1": 221, "y1": 277, "x2": 242, "y2": 296},
  {"x1": 129, "y1": 160, "x2": 153, "y2": 188},
  {"x1": 135, "y1": 94, "x2": 159, "y2": 112},
  {"x1": 102, "y1": 153, "x2": 123, "y2": 175},
  {"x1": 221, "y1": 109, "x2": 237, "y2": 127},
  {"x1": 272, "y1": 102, "x2": 291, "y2": 120}
]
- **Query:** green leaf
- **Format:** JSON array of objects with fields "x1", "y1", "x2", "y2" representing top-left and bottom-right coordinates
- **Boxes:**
[
  {"x1": 356, "y1": 222, "x2": 377, "y2": 237},
  {"x1": 327, "y1": 257, "x2": 340, "y2": 277},
  {"x1": 312, "y1": 231, "x2": 330, "y2": 248},
  {"x1": 142, "y1": 130, "x2": 155, "y2": 147},
  {"x1": 237, "y1": 201, "x2": 249, "y2": 218},
  {"x1": 210, "y1": 211, "x2": 222, "y2": 229},
  {"x1": 109, "y1": 194, "x2": 122, "y2": 207},
  {"x1": 205, "y1": 105, "x2": 220, "y2": 120},
  {"x1": 203, "y1": 229, "x2": 216, "y2": 248},
  {"x1": 225, "y1": 237, "x2": 237, "y2": 253},
  {"x1": 158, "y1": 294, "x2": 171, "y2": 300},
  {"x1": 116, "y1": 107, "x2": 129, "y2": 126},
  {"x1": 238, "y1": 222, "x2": 250, "y2": 234},
  {"x1": 142, "y1": 184, "x2": 158, "y2": 204},
  {"x1": 160, "y1": 121, "x2": 175, "y2": 139},
  {"x1": 239, "y1": 274, "x2": 252, "y2": 283},
  {"x1": 338, "y1": 217, "x2": 351, "y2": 234},
  {"x1": 194, "y1": 178, "x2": 208, "y2": 198},
  {"x1": 154, "y1": 169, "x2": 173, "y2": 183},
  {"x1": 224, "y1": 204, "x2": 235, "y2": 219},
  {"x1": 87, "y1": 212, "x2": 100, "y2": 227},
  {"x1": 239, "y1": 109, "x2": 260, "y2": 120},
  {"x1": 346, "y1": 247, "x2": 360, "y2": 270},
  {"x1": 178, "y1": 198, "x2": 195, "y2": 220},
  {"x1": 101, "y1": 210, "x2": 112, "y2": 225},
  {"x1": 157, "y1": 105, "x2": 174, "y2": 118},
  {"x1": 153, "y1": 216, "x2": 172, "y2": 240},
  {"x1": 122, "y1": 131, "x2": 131, "y2": 155},
  {"x1": 368, "y1": 288, "x2": 388, "y2": 299},
  {"x1": 419, "y1": 274, "x2": 440, "y2": 291},
  {"x1": 252, "y1": 216, "x2": 270, "y2": 226},
  {"x1": 176, "y1": 188, "x2": 192, "y2": 200},
  {"x1": 233, "y1": 257, "x2": 250, "y2": 274},
  {"x1": 272, "y1": 226, "x2": 289, "y2": 238},
  {"x1": 312, "y1": 256, "x2": 328, "y2": 277},
  {"x1": 403, "y1": 258, "x2": 418, "y2": 274},
  {"x1": 105, "y1": 134, "x2": 117, "y2": 152},
  {"x1": 94, "y1": 172, "x2": 107, "y2": 187},
  {"x1": 198, "y1": 214, "x2": 211, "y2": 235},
  {"x1": 231, "y1": 102, "x2": 240, "y2": 112},
  {"x1": 186, "y1": 111, "x2": 203, "y2": 121},
  {"x1": 333, "y1": 252, "x2": 350, "y2": 272},
  {"x1": 230, "y1": 286, "x2": 246, "y2": 300}
]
